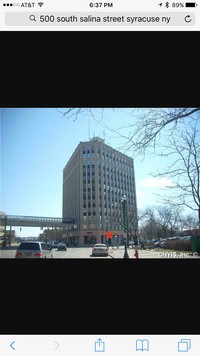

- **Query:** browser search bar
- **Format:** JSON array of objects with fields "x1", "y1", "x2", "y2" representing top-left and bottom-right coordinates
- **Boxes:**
[{"x1": 5, "y1": 12, "x2": 195, "y2": 26}]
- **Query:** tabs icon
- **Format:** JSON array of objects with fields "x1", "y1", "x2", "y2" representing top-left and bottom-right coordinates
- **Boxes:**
[
  {"x1": 94, "y1": 338, "x2": 105, "y2": 352},
  {"x1": 178, "y1": 339, "x2": 191, "y2": 352}
]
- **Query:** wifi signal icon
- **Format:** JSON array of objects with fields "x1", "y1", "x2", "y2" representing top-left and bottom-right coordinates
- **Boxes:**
[{"x1": 38, "y1": 2, "x2": 44, "y2": 6}]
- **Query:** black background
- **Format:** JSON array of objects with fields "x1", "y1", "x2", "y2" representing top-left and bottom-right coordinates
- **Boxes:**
[{"x1": 1, "y1": 30, "x2": 200, "y2": 335}]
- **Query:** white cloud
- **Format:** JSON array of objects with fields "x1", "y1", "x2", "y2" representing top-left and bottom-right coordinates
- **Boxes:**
[{"x1": 137, "y1": 177, "x2": 174, "y2": 188}]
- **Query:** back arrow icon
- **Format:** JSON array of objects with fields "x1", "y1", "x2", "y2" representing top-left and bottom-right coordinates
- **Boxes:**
[{"x1": 10, "y1": 341, "x2": 15, "y2": 350}]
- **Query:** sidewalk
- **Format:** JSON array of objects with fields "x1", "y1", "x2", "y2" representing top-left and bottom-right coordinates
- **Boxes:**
[
  {"x1": 108, "y1": 246, "x2": 142, "y2": 259},
  {"x1": 107, "y1": 246, "x2": 199, "y2": 259}
]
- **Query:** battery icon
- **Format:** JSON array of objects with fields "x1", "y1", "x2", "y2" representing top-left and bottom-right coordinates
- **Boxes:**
[{"x1": 185, "y1": 2, "x2": 196, "y2": 6}]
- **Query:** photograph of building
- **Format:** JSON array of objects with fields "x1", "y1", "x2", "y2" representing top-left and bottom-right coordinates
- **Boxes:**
[
  {"x1": 2, "y1": 108, "x2": 199, "y2": 258},
  {"x1": 63, "y1": 137, "x2": 138, "y2": 246}
]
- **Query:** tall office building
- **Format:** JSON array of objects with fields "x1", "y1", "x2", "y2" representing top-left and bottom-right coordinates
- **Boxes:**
[{"x1": 63, "y1": 137, "x2": 138, "y2": 247}]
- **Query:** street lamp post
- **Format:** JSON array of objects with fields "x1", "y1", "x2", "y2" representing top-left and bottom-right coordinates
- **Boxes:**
[
  {"x1": 104, "y1": 219, "x2": 108, "y2": 245},
  {"x1": 121, "y1": 195, "x2": 129, "y2": 259}
]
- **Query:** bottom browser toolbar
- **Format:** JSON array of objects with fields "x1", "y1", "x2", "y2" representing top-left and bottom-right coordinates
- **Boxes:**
[{"x1": 0, "y1": 335, "x2": 199, "y2": 355}]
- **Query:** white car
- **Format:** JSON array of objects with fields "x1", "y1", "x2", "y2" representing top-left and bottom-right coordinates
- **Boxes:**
[{"x1": 92, "y1": 243, "x2": 109, "y2": 257}]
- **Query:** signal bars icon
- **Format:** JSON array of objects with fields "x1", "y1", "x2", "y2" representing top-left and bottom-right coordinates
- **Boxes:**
[{"x1": 38, "y1": 2, "x2": 44, "y2": 6}]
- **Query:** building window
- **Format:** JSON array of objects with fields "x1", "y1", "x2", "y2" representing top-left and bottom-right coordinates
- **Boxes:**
[{"x1": 84, "y1": 235, "x2": 96, "y2": 245}]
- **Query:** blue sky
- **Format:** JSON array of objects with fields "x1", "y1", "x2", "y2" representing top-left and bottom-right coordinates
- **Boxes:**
[{"x1": 1, "y1": 108, "x2": 195, "y2": 237}]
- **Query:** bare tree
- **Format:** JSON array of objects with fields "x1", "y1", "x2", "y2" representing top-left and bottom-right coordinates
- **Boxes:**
[
  {"x1": 58, "y1": 107, "x2": 200, "y2": 227},
  {"x1": 118, "y1": 108, "x2": 200, "y2": 157},
  {"x1": 139, "y1": 207, "x2": 162, "y2": 241},
  {"x1": 57, "y1": 107, "x2": 200, "y2": 157},
  {"x1": 152, "y1": 121, "x2": 200, "y2": 226},
  {"x1": 180, "y1": 213, "x2": 199, "y2": 231},
  {"x1": 156, "y1": 205, "x2": 183, "y2": 237}
]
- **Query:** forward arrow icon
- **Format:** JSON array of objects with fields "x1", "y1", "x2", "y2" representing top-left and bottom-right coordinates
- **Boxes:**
[{"x1": 54, "y1": 341, "x2": 59, "y2": 350}]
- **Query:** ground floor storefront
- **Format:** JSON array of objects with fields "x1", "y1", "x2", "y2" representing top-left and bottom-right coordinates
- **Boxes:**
[{"x1": 63, "y1": 229, "x2": 136, "y2": 247}]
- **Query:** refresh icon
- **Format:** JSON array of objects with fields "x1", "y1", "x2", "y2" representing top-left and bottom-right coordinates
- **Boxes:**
[{"x1": 184, "y1": 15, "x2": 192, "y2": 22}]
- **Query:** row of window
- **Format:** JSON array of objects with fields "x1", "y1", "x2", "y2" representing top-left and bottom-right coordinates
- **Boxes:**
[
  {"x1": 83, "y1": 161, "x2": 133, "y2": 173},
  {"x1": 83, "y1": 181, "x2": 135, "y2": 192},
  {"x1": 83, "y1": 194, "x2": 135, "y2": 203},
  {"x1": 83, "y1": 212, "x2": 96, "y2": 216},
  {"x1": 82, "y1": 209, "x2": 135, "y2": 218},
  {"x1": 82, "y1": 225, "x2": 122, "y2": 232},
  {"x1": 83, "y1": 179, "x2": 135, "y2": 193},
  {"x1": 82, "y1": 146, "x2": 133, "y2": 168}
]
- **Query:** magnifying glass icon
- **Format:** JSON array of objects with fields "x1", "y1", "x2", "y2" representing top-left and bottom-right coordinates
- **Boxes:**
[{"x1": 29, "y1": 14, "x2": 36, "y2": 21}]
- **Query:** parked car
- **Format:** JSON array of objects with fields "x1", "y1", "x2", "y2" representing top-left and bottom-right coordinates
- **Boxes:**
[
  {"x1": 47, "y1": 242, "x2": 53, "y2": 249},
  {"x1": 57, "y1": 242, "x2": 67, "y2": 251},
  {"x1": 179, "y1": 235, "x2": 192, "y2": 241},
  {"x1": 50, "y1": 241, "x2": 60, "y2": 248},
  {"x1": 128, "y1": 241, "x2": 142, "y2": 249},
  {"x1": 129, "y1": 241, "x2": 134, "y2": 248},
  {"x1": 145, "y1": 239, "x2": 166, "y2": 249},
  {"x1": 154, "y1": 239, "x2": 166, "y2": 248},
  {"x1": 15, "y1": 241, "x2": 53, "y2": 259},
  {"x1": 92, "y1": 243, "x2": 109, "y2": 256}
]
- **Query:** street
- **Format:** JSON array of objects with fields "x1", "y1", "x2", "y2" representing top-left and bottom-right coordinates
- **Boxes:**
[{"x1": 0, "y1": 245, "x2": 199, "y2": 258}]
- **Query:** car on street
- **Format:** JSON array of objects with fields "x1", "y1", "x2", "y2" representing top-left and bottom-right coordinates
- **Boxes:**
[
  {"x1": 128, "y1": 240, "x2": 142, "y2": 249},
  {"x1": 50, "y1": 241, "x2": 60, "y2": 248},
  {"x1": 91, "y1": 243, "x2": 109, "y2": 256},
  {"x1": 15, "y1": 241, "x2": 53, "y2": 259},
  {"x1": 57, "y1": 242, "x2": 67, "y2": 251}
]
